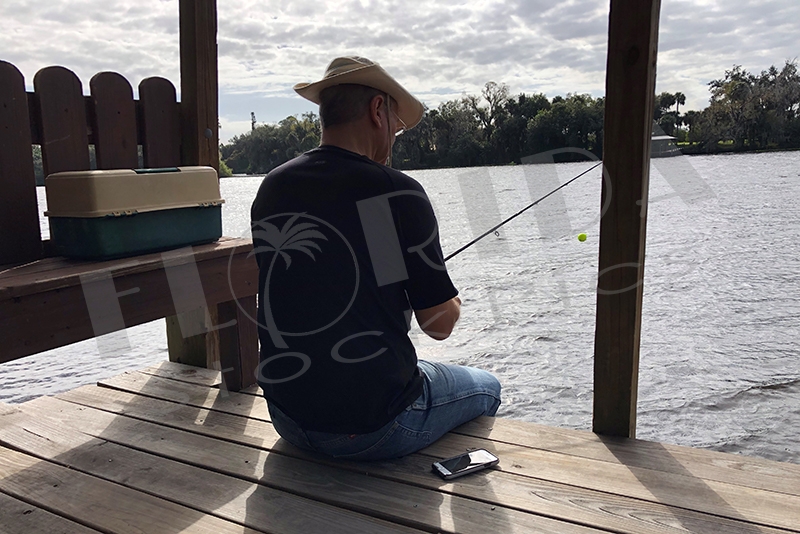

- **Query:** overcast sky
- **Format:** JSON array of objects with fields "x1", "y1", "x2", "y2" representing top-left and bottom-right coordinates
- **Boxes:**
[{"x1": 2, "y1": 0, "x2": 798, "y2": 142}]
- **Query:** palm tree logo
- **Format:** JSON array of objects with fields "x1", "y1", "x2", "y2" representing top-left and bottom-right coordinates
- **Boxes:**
[{"x1": 250, "y1": 213, "x2": 328, "y2": 348}]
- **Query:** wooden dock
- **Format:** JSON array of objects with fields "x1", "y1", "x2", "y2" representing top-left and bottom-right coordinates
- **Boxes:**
[
  {"x1": 4, "y1": 0, "x2": 798, "y2": 531},
  {"x1": 1, "y1": 361, "x2": 798, "y2": 534}
]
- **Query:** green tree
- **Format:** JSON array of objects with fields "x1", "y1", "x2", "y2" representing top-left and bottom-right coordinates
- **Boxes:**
[
  {"x1": 219, "y1": 157, "x2": 233, "y2": 177},
  {"x1": 525, "y1": 94, "x2": 604, "y2": 160},
  {"x1": 654, "y1": 92, "x2": 677, "y2": 120},
  {"x1": 461, "y1": 82, "x2": 510, "y2": 163},
  {"x1": 431, "y1": 98, "x2": 486, "y2": 168},
  {"x1": 393, "y1": 107, "x2": 437, "y2": 169},
  {"x1": 674, "y1": 92, "x2": 686, "y2": 117},
  {"x1": 658, "y1": 112, "x2": 678, "y2": 136},
  {"x1": 707, "y1": 65, "x2": 758, "y2": 148},
  {"x1": 494, "y1": 92, "x2": 551, "y2": 163},
  {"x1": 754, "y1": 61, "x2": 800, "y2": 147},
  {"x1": 279, "y1": 113, "x2": 320, "y2": 159},
  {"x1": 221, "y1": 112, "x2": 321, "y2": 174},
  {"x1": 684, "y1": 62, "x2": 800, "y2": 151}
]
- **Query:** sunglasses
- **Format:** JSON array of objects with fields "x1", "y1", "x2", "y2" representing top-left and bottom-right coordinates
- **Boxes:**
[{"x1": 386, "y1": 95, "x2": 407, "y2": 137}]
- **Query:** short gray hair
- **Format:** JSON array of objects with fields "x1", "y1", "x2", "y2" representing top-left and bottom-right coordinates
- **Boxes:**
[{"x1": 319, "y1": 84, "x2": 386, "y2": 128}]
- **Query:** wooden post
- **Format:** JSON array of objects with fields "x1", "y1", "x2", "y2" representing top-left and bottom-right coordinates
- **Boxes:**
[
  {"x1": 165, "y1": 309, "x2": 220, "y2": 368},
  {"x1": 218, "y1": 297, "x2": 259, "y2": 392},
  {"x1": 179, "y1": 0, "x2": 219, "y2": 173},
  {"x1": 168, "y1": 0, "x2": 221, "y2": 369},
  {"x1": 174, "y1": 0, "x2": 258, "y2": 390},
  {"x1": 592, "y1": 0, "x2": 661, "y2": 438}
]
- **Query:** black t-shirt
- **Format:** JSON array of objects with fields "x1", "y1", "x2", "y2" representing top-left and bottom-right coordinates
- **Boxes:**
[{"x1": 250, "y1": 145, "x2": 458, "y2": 433}]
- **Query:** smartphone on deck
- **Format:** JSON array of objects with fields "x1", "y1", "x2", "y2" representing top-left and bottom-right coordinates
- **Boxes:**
[{"x1": 432, "y1": 449, "x2": 499, "y2": 480}]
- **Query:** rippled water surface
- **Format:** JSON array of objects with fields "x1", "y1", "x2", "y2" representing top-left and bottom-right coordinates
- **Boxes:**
[{"x1": 4, "y1": 152, "x2": 799, "y2": 463}]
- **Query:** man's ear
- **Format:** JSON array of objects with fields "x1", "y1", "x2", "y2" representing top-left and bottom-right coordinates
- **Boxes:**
[{"x1": 369, "y1": 94, "x2": 386, "y2": 129}]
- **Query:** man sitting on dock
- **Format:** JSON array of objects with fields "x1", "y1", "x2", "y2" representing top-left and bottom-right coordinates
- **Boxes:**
[{"x1": 250, "y1": 56, "x2": 501, "y2": 460}]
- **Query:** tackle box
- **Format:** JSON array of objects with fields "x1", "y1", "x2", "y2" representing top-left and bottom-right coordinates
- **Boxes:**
[{"x1": 45, "y1": 166, "x2": 225, "y2": 259}]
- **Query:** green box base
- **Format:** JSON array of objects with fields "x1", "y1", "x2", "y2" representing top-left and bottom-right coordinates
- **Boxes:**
[{"x1": 49, "y1": 206, "x2": 223, "y2": 260}]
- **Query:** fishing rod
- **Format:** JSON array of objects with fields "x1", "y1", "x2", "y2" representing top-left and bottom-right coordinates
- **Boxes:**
[{"x1": 444, "y1": 161, "x2": 603, "y2": 262}]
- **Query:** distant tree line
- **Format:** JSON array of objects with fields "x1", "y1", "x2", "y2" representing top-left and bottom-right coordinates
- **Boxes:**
[
  {"x1": 679, "y1": 61, "x2": 800, "y2": 152},
  {"x1": 221, "y1": 114, "x2": 320, "y2": 175},
  {"x1": 220, "y1": 61, "x2": 800, "y2": 174},
  {"x1": 392, "y1": 83, "x2": 605, "y2": 169}
]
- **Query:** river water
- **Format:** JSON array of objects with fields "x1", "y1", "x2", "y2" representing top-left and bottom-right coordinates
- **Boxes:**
[{"x1": 3, "y1": 152, "x2": 798, "y2": 464}]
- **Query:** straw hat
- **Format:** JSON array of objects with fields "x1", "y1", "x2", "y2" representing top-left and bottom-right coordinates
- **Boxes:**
[{"x1": 294, "y1": 56, "x2": 424, "y2": 129}]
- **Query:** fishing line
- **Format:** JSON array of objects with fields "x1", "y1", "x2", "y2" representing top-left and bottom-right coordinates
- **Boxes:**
[{"x1": 444, "y1": 161, "x2": 603, "y2": 262}]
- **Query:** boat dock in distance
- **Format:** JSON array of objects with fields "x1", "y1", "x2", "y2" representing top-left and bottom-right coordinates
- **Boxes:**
[{"x1": 652, "y1": 135, "x2": 683, "y2": 158}]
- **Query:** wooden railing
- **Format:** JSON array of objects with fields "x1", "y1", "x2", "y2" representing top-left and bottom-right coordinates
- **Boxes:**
[
  {"x1": 0, "y1": 60, "x2": 259, "y2": 391},
  {"x1": 1, "y1": 63, "x2": 185, "y2": 265}
]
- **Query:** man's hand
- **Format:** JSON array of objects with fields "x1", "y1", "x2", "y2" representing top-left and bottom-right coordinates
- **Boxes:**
[{"x1": 414, "y1": 296, "x2": 461, "y2": 340}]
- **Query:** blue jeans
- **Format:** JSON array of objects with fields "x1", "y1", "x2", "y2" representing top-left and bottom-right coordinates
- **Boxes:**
[{"x1": 267, "y1": 360, "x2": 501, "y2": 461}]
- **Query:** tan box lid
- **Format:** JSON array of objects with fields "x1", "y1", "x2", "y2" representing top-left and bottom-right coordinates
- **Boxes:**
[{"x1": 45, "y1": 166, "x2": 225, "y2": 218}]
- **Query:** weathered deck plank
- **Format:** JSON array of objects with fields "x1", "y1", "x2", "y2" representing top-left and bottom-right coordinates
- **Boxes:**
[
  {"x1": 0, "y1": 444, "x2": 263, "y2": 533},
  {"x1": 455, "y1": 417, "x2": 800, "y2": 497},
  {"x1": 63, "y1": 373, "x2": 800, "y2": 532},
  {"x1": 0, "y1": 406, "x2": 424, "y2": 534},
  {"x1": 22, "y1": 395, "x2": 796, "y2": 534},
  {"x1": 135, "y1": 361, "x2": 800, "y2": 497},
  {"x1": 3, "y1": 361, "x2": 800, "y2": 534},
  {"x1": 99, "y1": 369, "x2": 270, "y2": 421},
  {"x1": 0, "y1": 490, "x2": 103, "y2": 534},
  {"x1": 18, "y1": 394, "x2": 603, "y2": 534}
]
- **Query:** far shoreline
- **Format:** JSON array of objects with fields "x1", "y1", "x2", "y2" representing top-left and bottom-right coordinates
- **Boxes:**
[{"x1": 216, "y1": 146, "x2": 800, "y2": 179}]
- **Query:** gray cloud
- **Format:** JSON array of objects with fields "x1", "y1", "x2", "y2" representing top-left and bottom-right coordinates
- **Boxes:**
[{"x1": 2, "y1": 0, "x2": 797, "y2": 140}]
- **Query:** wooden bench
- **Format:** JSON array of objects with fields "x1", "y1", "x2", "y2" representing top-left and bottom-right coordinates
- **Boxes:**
[{"x1": 0, "y1": 61, "x2": 259, "y2": 391}]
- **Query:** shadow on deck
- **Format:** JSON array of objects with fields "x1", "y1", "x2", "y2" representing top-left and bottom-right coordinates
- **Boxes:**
[{"x1": 1, "y1": 361, "x2": 798, "y2": 534}]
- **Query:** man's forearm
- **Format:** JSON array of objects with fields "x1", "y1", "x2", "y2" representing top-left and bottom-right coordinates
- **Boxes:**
[{"x1": 415, "y1": 296, "x2": 461, "y2": 340}]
